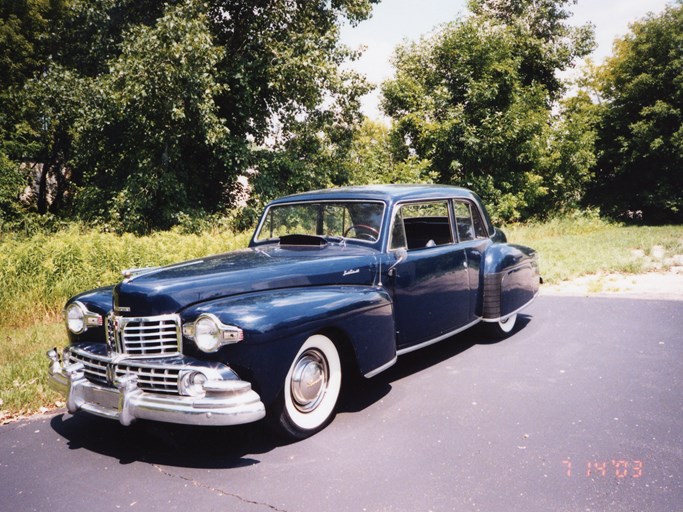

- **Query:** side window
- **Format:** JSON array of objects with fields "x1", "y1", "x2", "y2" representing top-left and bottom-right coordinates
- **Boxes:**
[
  {"x1": 391, "y1": 201, "x2": 453, "y2": 250},
  {"x1": 471, "y1": 204, "x2": 489, "y2": 238},
  {"x1": 453, "y1": 201, "x2": 487, "y2": 241}
]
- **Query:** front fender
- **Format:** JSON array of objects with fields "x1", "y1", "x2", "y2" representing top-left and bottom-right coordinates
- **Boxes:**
[
  {"x1": 182, "y1": 286, "x2": 397, "y2": 406},
  {"x1": 482, "y1": 244, "x2": 540, "y2": 320},
  {"x1": 64, "y1": 286, "x2": 114, "y2": 344}
]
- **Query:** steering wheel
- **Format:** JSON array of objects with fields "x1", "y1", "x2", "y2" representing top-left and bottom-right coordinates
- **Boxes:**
[{"x1": 343, "y1": 224, "x2": 379, "y2": 242}]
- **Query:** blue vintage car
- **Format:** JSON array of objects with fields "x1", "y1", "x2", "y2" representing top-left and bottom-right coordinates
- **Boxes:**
[{"x1": 48, "y1": 185, "x2": 540, "y2": 439}]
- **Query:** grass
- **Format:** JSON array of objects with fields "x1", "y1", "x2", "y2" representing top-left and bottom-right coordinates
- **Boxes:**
[
  {"x1": 0, "y1": 323, "x2": 63, "y2": 421},
  {"x1": 0, "y1": 225, "x2": 252, "y2": 328},
  {"x1": 0, "y1": 217, "x2": 681, "y2": 421},
  {"x1": 503, "y1": 216, "x2": 683, "y2": 283}
]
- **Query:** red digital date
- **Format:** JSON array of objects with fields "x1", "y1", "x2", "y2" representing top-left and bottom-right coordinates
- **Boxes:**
[{"x1": 562, "y1": 459, "x2": 643, "y2": 478}]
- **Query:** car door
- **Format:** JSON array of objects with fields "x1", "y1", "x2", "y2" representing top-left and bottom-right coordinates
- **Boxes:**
[{"x1": 388, "y1": 200, "x2": 471, "y2": 350}]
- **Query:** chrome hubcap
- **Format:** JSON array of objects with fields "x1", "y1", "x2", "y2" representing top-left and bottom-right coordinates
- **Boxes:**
[{"x1": 291, "y1": 349, "x2": 328, "y2": 413}]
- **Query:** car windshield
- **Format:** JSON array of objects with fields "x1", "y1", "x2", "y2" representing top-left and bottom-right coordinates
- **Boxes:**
[{"x1": 254, "y1": 201, "x2": 385, "y2": 244}]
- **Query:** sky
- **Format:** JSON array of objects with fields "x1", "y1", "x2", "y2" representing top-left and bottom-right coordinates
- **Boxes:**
[{"x1": 339, "y1": 0, "x2": 674, "y2": 119}]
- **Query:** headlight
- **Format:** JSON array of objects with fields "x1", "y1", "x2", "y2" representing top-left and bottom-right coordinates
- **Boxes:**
[
  {"x1": 195, "y1": 315, "x2": 221, "y2": 352},
  {"x1": 64, "y1": 301, "x2": 103, "y2": 335},
  {"x1": 65, "y1": 303, "x2": 86, "y2": 334},
  {"x1": 183, "y1": 313, "x2": 244, "y2": 353}
]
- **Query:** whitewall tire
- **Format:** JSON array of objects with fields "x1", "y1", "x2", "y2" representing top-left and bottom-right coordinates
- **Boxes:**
[
  {"x1": 271, "y1": 334, "x2": 342, "y2": 440},
  {"x1": 485, "y1": 313, "x2": 518, "y2": 339}
]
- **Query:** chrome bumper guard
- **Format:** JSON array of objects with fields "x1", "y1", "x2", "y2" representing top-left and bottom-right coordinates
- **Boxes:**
[{"x1": 47, "y1": 349, "x2": 266, "y2": 427}]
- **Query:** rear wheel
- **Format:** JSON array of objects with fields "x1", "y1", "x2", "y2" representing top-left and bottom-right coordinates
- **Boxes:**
[
  {"x1": 485, "y1": 313, "x2": 518, "y2": 339},
  {"x1": 269, "y1": 334, "x2": 342, "y2": 441}
]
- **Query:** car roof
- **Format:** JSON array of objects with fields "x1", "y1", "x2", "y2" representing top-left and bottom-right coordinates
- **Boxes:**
[{"x1": 268, "y1": 184, "x2": 480, "y2": 205}]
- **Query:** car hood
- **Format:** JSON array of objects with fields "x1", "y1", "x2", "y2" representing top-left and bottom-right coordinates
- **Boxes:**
[{"x1": 113, "y1": 243, "x2": 379, "y2": 317}]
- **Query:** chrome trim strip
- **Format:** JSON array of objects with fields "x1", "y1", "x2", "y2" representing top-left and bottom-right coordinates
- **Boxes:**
[
  {"x1": 363, "y1": 354, "x2": 398, "y2": 378},
  {"x1": 480, "y1": 289, "x2": 540, "y2": 323},
  {"x1": 396, "y1": 318, "x2": 482, "y2": 356},
  {"x1": 384, "y1": 197, "x2": 491, "y2": 253},
  {"x1": 253, "y1": 199, "x2": 387, "y2": 245},
  {"x1": 121, "y1": 266, "x2": 160, "y2": 279}
]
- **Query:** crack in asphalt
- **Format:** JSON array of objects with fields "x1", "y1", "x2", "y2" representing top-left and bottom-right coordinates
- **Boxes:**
[{"x1": 152, "y1": 464, "x2": 288, "y2": 512}]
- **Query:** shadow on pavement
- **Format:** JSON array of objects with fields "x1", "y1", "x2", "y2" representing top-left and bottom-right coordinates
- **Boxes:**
[{"x1": 50, "y1": 413, "x2": 276, "y2": 469}]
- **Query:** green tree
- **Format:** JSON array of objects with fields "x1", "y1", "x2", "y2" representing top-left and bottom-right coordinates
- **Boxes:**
[
  {"x1": 0, "y1": 150, "x2": 25, "y2": 226},
  {"x1": 52, "y1": 0, "x2": 172, "y2": 77},
  {"x1": 381, "y1": 0, "x2": 594, "y2": 221},
  {"x1": 0, "y1": 0, "x2": 71, "y2": 217},
  {"x1": 0, "y1": 0, "x2": 165, "y2": 218},
  {"x1": 1, "y1": 0, "x2": 377, "y2": 231},
  {"x1": 590, "y1": 2, "x2": 683, "y2": 223},
  {"x1": 537, "y1": 85, "x2": 599, "y2": 214},
  {"x1": 211, "y1": 0, "x2": 376, "y2": 214},
  {"x1": 469, "y1": 0, "x2": 594, "y2": 102},
  {"x1": 346, "y1": 119, "x2": 434, "y2": 185},
  {"x1": 73, "y1": 0, "x2": 231, "y2": 232}
]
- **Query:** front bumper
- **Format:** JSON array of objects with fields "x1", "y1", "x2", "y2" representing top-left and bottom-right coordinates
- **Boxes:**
[{"x1": 47, "y1": 348, "x2": 266, "y2": 427}]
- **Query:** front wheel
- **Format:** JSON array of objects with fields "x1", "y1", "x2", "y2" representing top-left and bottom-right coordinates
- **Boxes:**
[
  {"x1": 484, "y1": 313, "x2": 518, "y2": 339},
  {"x1": 269, "y1": 334, "x2": 342, "y2": 441}
]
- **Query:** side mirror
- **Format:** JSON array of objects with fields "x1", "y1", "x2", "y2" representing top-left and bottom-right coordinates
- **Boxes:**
[{"x1": 387, "y1": 248, "x2": 407, "y2": 276}]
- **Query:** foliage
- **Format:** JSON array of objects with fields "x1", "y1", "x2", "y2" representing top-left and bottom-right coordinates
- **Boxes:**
[
  {"x1": 52, "y1": 0, "x2": 172, "y2": 77},
  {"x1": 0, "y1": 322, "x2": 63, "y2": 419},
  {"x1": 0, "y1": 151, "x2": 25, "y2": 225},
  {"x1": 345, "y1": 119, "x2": 435, "y2": 185},
  {"x1": 536, "y1": 89, "x2": 599, "y2": 215},
  {"x1": 469, "y1": 0, "x2": 595, "y2": 102},
  {"x1": 0, "y1": 0, "x2": 66, "y2": 104},
  {"x1": 1, "y1": 0, "x2": 680, "y2": 231},
  {"x1": 73, "y1": 0, "x2": 232, "y2": 232},
  {"x1": 0, "y1": 1, "x2": 72, "y2": 219},
  {"x1": 0, "y1": 224, "x2": 251, "y2": 328},
  {"x1": 381, "y1": 0, "x2": 595, "y2": 222},
  {"x1": 589, "y1": 2, "x2": 683, "y2": 224},
  {"x1": 230, "y1": 0, "x2": 376, "y2": 214},
  {"x1": 0, "y1": 0, "x2": 377, "y2": 232}
]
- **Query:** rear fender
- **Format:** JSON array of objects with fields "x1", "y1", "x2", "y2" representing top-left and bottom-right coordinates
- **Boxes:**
[{"x1": 482, "y1": 244, "x2": 540, "y2": 320}]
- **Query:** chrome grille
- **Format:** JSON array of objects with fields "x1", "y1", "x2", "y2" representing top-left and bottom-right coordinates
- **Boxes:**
[
  {"x1": 116, "y1": 364, "x2": 179, "y2": 394},
  {"x1": 67, "y1": 350, "x2": 180, "y2": 394},
  {"x1": 68, "y1": 351, "x2": 109, "y2": 386},
  {"x1": 107, "y1": 314, "x2": 181, "y2": 356}
]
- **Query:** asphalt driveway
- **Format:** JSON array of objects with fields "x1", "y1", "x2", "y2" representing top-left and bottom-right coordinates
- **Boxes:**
[{"x1": 1, "y1": 295, "x2": 681, "y2": 511}]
